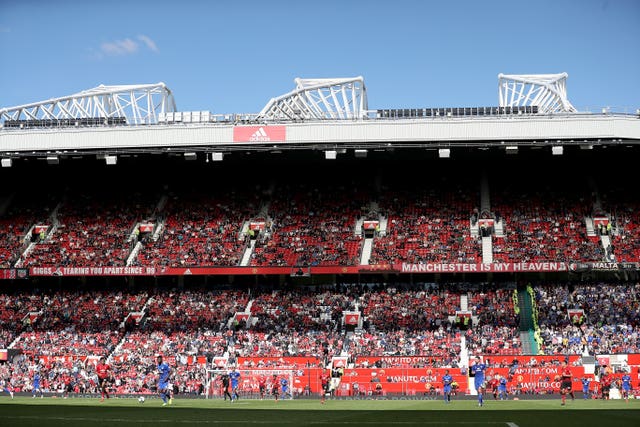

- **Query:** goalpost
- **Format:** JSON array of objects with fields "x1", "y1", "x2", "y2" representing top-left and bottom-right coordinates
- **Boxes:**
[{"x1": 205, "y1": 368, "x2": 296, "y2": 400}]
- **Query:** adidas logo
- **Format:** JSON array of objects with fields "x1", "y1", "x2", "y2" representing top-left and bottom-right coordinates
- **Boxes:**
[{"x1": 249, "y1": 127, "x2": 270, "y2": 142}]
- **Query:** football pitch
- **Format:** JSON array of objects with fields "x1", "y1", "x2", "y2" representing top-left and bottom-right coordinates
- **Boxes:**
[{"x1": 1, "y1": 397, "x2": 639, "y2": 427}]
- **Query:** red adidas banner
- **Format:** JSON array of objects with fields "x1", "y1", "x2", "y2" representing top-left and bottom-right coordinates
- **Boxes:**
[
  {"x1": 249, "y1": 222, "x2": 266, "y2": 231},
  {"x1": 345, "y1": 312, "x2": 360, "y2": 325},
  {"x1": 593, "y1": 217, "x2": 609, "y2": 227},
  {"x1": 235, "y1": 313, "x2": 250, "y2": 322},
  {"x1": 139, "y1": 223, "x2": 154, "y2": 233},
  {"x1": 363, "y1": 221, "x2": 379, "y2": 230},
  {"x1": 233, "y1": 126, "x2": 286, "y2": 143}
]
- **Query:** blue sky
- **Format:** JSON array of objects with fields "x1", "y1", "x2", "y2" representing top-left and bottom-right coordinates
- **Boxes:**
[{"x1": 1, "y1": 0, "x2": 638, "y2": 114}]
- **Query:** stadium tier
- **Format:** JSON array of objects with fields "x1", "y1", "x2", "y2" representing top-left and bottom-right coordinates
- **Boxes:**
[
  {"x1": 0, "y1": 283, "x2": 639, "y2": 397},
  {"x1": 1, "y1": 75, "x2": 639, "y2": 400}
]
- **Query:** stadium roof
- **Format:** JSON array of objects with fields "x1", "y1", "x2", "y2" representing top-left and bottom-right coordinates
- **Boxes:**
[
  {"x1": 257, "y1": 77, "x2": 367, "y2": 121},
  {"x1": 498, "y1": 73, "x2": 576, "y2": 114},
  {"x1": 0, "y1": 73, "x2": 638, "y2": 162},
  {"x1": 0, "y1": 83, "x2": 176, "y2": 125}
]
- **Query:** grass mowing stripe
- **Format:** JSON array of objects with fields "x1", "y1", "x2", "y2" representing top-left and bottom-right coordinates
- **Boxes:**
[{"x1": 2, "y1": 398, "x2": 640, "y2": 427}]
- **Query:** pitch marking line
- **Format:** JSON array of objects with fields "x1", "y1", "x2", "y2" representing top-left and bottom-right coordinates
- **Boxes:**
[{"x1": 1, "y1": 417, "x2": 520, "y2": 425}]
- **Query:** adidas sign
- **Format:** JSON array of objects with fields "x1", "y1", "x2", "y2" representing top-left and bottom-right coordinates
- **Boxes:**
[{"x1": 249, "y1": 127, "x2": 270, "y2": 142}]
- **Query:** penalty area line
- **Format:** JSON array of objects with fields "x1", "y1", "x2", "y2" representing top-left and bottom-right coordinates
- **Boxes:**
[{"x1": 1, "y1": 417, "x2": 521, "y2": 425}]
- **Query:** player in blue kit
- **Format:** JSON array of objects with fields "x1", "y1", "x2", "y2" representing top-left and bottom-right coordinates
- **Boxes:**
[
  {"x1": 32, "y1": 371, "x2": 44, "y2": 398},
  {"x1": 581, "y1": 377, "x2": 591, "y2": 399},
  {"x1": 498, "y1": 375, "x2": 508, "y2": 400},
  {"x1": 156, "y1": 355, "x2": 171, "y2": 406},
  {"x1": 229, "y1": 367, "x2": 241, "y2": 401},
  {"x1": 470, "y1": 356, "x2": 486, "y2": 407},
  {"x1": 280, "y1": 377, "x2": 292, "y2": 400},
  {"x1": 442, "y1": 370, "x2": 453, "y2": 403},
  {"x1": 621, "y1": 373, "x2": 632, "y2": 403}
]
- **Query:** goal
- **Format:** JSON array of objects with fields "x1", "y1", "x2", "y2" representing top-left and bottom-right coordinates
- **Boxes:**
[{"x1": 205, "y1": 368, "x2": 296, "y2": 400}]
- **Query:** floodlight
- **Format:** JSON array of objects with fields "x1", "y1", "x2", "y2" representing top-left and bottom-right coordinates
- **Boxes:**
[
  {"x1": 325, "y1": 150, "x2": 337, "y2": 160},
  {"x1": 105, "y1": 155, "x2": 117, "y2": 165}
]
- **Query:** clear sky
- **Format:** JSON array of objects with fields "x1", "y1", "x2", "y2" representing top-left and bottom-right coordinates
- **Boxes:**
[{"x1": 1, "y1": 0, "x2": 638, "y2": 114}]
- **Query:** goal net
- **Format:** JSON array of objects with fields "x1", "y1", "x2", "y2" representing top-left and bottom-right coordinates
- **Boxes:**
[{"x1": 205, "y1": 368, "x2": 296, "y2": 400}]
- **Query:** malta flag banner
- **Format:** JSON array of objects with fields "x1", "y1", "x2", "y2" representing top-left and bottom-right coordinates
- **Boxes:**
[{"x1": 344, "y1": 311, "x2": 361, "y2": 326}]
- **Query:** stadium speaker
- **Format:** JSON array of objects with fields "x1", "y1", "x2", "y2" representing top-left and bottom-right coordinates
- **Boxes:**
[
  {"x1": 211, "y1": 152, "x2": 224, "y2": 161},
  {"x1": 325, "y1": 150, "x2": 337, "y2": 160},
  {"x1": 46, "y1": 156, "x2": 59, "y2": 165},
  {"x1": 105, "y1": 155, "x2": 117, "y2": 165},
  {"x1": 1, "y1": 158, "x2": 12, "y2": 168},
  {"x1": 184, "y1": 152, "x2": 197, "y2": 161},
  {"x1": 354, "y1": 149, "x2": 367, "y2": 158},
  {"x1": 552, "y1": 146, "x2": 563, "y2": 156},
  {"x1": 438, "y1": 149, "x2": 450, "y2": 158}
]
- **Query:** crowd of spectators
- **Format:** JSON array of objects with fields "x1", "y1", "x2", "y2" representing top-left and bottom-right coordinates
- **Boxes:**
[
  {"x1": 1, "y1": 282, "x2": 640, "y2": 395},
  {"x1": 534, "y1": 283, "x2": 640, "y2": 355},
  {"x1": 0, "y1": 194, "x2": 56, "y2": 268},
  {"x1": 369, "y1": 176, "x2": 479, "y2": 265},
  {"x1": 4, "y1": 172, "x2": 639, "y2": 267},
  {"x1": 251, "y1": 183, "x2": 368, "y2": 266},
  {"x1": 143, "y1": 290, "x2": 248, "y2": 332},
  {"x1": 135, "y1": 189, "x2": 260, "y2": 267},
  {"x1": 21, "y1": 191, "x2": 156, "y2": 267},
  {"x1": 491, "y1": 179, "x2": 603, "y2": 263},
  {"x1": 599, "y1": 189, "x2": 640, "y2": 263}
]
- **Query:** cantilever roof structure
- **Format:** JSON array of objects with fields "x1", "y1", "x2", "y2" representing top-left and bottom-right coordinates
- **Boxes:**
[
  {"x1": 0, "y1": 83, "x2": 176, "y2": 125},
  {"x1": 498, "y1": 73, "x2": 576, "y2": 114},
  {"x1": 257, "y1": 77, "x2": 368, "y2": 121}
]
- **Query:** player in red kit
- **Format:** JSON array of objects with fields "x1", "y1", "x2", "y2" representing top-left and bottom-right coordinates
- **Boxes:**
[
  {"x1": 489, "y1": 376, "x2": 499, "y2": 400},
  {"x1": 271, "y1": 375, "x2": 280, "y2": 403},
  {"x1": 258, "y1": 375, "x2": 267, "y2": 400},
  {"x1": 96, "y1": 356, "x2": 112, "y2": 402},
  {"x1": 559, "y1": 361, "x2": 575, "y2": 406},
  {"x1": 62, "y1": 372, "x2": 73, "y2": 399},
  {"x1": 320, "y1": 370, "x2": 331, "y2": 404}
]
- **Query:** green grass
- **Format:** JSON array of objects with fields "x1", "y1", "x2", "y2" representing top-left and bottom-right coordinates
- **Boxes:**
[{"x1": 1, "y1": 396, "x2": 640, "y2": 427}]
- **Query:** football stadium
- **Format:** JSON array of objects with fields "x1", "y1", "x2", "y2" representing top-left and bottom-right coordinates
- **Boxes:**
[{"x1": 1, "y1": 74, "x2": 640, "y2": 427}]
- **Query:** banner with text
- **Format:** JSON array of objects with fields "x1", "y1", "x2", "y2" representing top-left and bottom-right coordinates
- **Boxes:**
[{"x1": 27, "y1": 262, "x2": 640, "y2": 277}]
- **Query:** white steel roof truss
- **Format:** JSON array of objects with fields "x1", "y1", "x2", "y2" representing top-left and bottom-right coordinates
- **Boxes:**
[
  {"x1": 0, "y1": 83, "x2": 175, "y2": 124},
  {"x1": 498, "y1": 73, "x2": 576, "y2": 113},
  {"x1": 257, "y1": 77, "x2": 367, "y2": 121}
]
